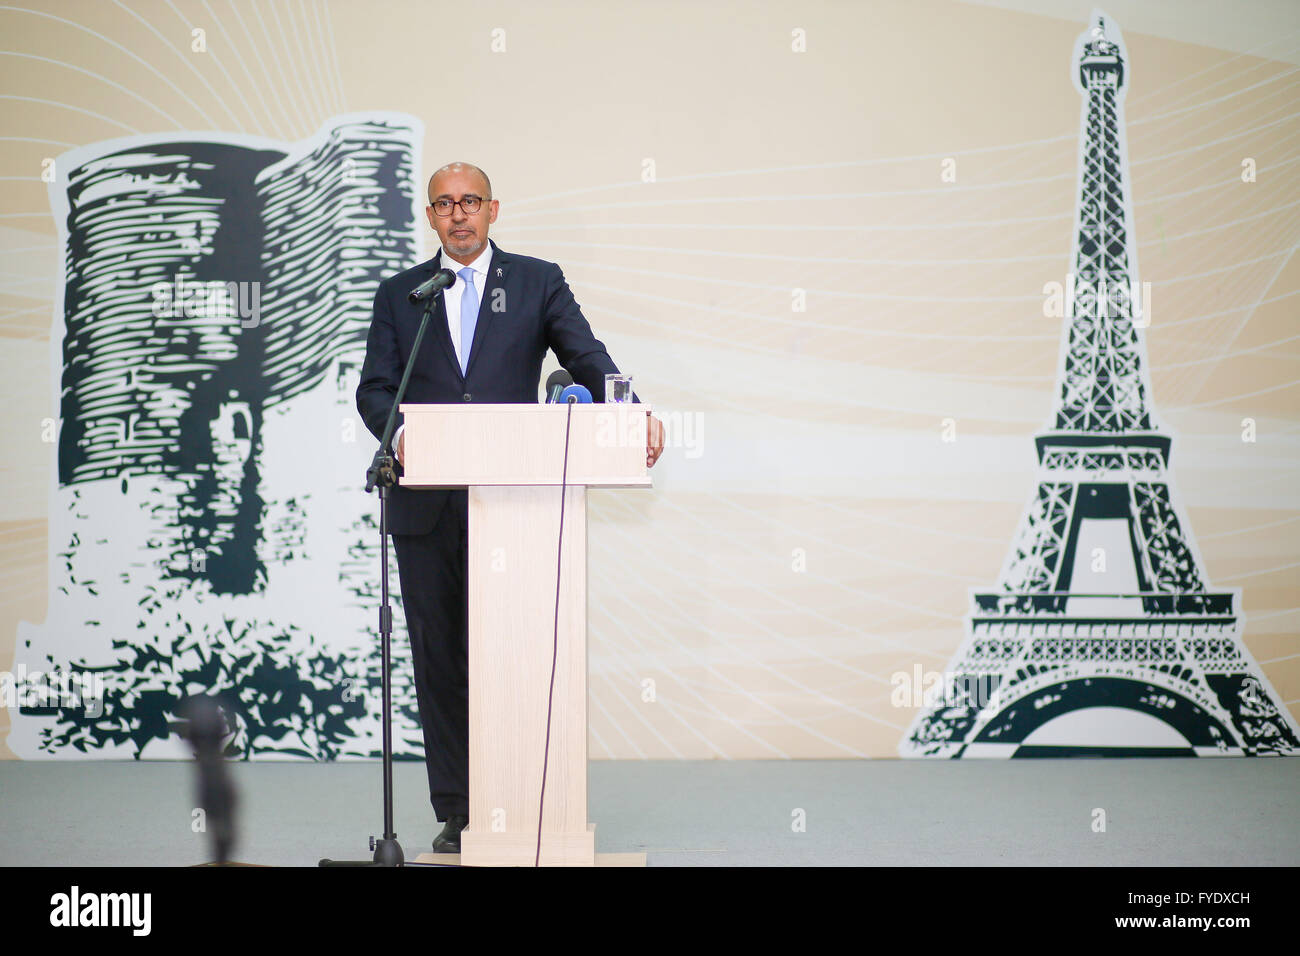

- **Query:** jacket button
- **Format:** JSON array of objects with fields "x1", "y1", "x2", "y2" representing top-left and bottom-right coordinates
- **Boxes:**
[{"x1": 462, "y1": 393, "x2": 472, "y2": 402}]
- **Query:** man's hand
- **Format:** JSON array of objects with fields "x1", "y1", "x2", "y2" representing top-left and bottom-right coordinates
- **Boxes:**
[
  {"x1": 647, "y1": 413, "x2": 664, "y2": 468},
  {"x1": 395, "y1": 427, "x2": 405, "y2": 466}
]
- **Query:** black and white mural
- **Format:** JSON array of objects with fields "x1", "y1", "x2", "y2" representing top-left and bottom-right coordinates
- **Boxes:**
[
  {"x1": 10, "y1": 115, "x2": 426, "y2": 759},
  {"x1": 900, "y1": 15, "x2": 1300, "y2": 758}
]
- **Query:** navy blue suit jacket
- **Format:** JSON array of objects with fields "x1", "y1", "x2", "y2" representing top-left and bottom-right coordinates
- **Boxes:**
[{"x1": 356, "y1": 239, "x2": 630, "y2": 535}]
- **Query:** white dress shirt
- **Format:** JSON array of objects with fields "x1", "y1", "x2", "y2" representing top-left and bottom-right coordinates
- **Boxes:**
[{"x1": 440, "y1": 242, "x2": 493, "y2": 369}]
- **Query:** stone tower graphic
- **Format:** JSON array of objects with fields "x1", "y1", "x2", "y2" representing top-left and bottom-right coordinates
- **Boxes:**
[{"x1": 900, "y1": 12, "x2": 1300, "y2": 758}]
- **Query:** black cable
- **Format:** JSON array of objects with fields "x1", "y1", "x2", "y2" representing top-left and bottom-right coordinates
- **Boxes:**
[{"x1": 536, "y1": 397, "x2": 575, "y2": 867}]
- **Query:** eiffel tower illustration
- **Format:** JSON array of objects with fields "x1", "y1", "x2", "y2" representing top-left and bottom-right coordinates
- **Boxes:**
[{"x1": 900, "y1": 11, "x2": 1300, "y2": 758}]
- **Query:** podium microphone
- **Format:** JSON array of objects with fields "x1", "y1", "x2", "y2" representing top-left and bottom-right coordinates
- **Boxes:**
[
  {"x1": 545, "y1": 370, "x2": 572, "y2": 403},
  {"x1": 407, "y1": 268, "x2": 457, "y2": 304},
  {"x1": 535, "y1": 371, "x2": 592, "y2": 862}
]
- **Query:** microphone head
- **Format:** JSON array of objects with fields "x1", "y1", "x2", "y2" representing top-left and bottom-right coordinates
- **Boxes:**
[
  {"x1": 408, "y1": 268, "x2": 459, "y2": 304},
  {"x1": 545, "y1": 369, "x2": 574, "y2": 403},
  {"x1": 179, "y1": 694, "x2": 229, "y2": 757},
  {"x1": 559, "y1": 384, "x2": 593, "y2": 404}
]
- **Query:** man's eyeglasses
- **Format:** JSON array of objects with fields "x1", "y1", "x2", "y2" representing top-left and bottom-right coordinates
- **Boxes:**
[{"x1": 430, "y1": 195, "x2": 487, "y2": 217}]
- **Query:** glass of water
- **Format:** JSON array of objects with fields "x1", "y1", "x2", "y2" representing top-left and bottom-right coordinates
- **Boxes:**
[{"x1": 605, "y1": 373, "x2": 634, "y2": 403}]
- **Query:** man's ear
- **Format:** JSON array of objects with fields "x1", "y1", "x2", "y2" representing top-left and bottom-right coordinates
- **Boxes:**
[
  {"x1": 424, "y1": 205, "x2": 437, "y2": 230},
  {"x1": 488, "y1": 199, "x2": 499, "y2": 225}
]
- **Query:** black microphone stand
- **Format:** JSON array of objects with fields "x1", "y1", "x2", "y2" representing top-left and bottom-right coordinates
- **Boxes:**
[{"x1": 320, "y1": 292, "x2": 441, "y2": 868}]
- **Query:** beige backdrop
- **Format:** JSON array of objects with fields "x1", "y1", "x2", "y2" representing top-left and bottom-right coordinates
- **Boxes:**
[{"x1": 1, "y1": 0, "x2": 1296, "y2": 758}]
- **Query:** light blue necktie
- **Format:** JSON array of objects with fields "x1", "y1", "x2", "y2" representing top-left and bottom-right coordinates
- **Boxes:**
[{"x1": 458, "y1": 266, "x2": 478, "y2": 376}]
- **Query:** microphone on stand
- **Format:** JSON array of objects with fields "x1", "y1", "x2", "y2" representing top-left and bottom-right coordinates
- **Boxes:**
[
  {"x1": 180, "y1": 696, "x2": 238, "y2": 865},
  {"x1": 559, "y1": 384, "x2": 592, "y2": 404},
  {"x1": 337, "y1": 261, "x2": 460, "y2": 867},
  {"x1": 545, "y1": 370, "x2": 573, "y2": 403},
  {"x1": 407, "y1": 268, "x2": 457, "y2": 304}
]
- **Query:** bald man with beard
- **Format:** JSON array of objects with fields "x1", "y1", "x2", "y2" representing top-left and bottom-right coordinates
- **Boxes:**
[{"x1": 357, "y1": 162, "x2": 664, "y2": 853}]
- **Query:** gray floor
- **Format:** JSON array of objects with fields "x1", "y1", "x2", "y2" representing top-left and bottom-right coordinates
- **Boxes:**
[{"x1": 1, "y1": 758, "x2": 1296, "y2": 866}]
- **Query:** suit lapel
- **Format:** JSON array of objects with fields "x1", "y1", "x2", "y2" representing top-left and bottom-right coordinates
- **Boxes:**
[
  {"x1": 420, "y1": 250, "x2": 463, "y2": 381},
  {"x1": 464, "y1": 241, "x2": 509, "y2": 380}
]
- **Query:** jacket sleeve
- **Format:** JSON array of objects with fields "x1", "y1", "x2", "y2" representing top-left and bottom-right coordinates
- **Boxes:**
[
  {"x1": 355, "y1": 280, "x2": 404, "y2": 442},
  {"x1": 542, "y1": 262, "x2": 640, "y2": 403}
]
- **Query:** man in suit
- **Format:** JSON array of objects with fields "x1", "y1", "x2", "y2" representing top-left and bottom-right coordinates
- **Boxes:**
[{"x1": 356, "y1": 162, "x2": 664, "y2": 853}]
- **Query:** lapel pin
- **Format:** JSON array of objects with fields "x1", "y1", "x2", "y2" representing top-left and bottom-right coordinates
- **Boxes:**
[{"x1": 496, "y1": 268, "x2": 503, "y2": 277}]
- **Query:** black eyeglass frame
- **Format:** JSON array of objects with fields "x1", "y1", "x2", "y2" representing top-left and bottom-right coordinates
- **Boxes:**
[{"x1": 429, "y1": 195, "x2": 489, "y2": 217}]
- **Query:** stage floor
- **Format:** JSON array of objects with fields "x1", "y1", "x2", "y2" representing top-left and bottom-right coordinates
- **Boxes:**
[{"x1": 1, "y1": 758, "x2": 1296, "y2": 866}]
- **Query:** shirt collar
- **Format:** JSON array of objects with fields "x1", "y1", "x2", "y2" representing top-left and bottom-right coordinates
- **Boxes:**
[{"x1": 439, "y1": 242, "x2": 493, "y2": 278}]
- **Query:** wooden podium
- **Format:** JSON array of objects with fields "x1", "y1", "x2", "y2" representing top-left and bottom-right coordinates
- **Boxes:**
[{"x1": 399, "y1": 402, "x2": 651, "y2": 866}]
